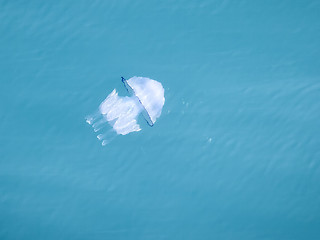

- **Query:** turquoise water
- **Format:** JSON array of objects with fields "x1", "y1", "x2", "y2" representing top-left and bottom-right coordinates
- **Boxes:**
[{"x1": 1, "y1": 1, "x2": 320, "y2": 239}]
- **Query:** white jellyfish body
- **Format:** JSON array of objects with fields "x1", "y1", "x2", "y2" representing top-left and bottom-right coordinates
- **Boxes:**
[{"x1": 86, "y1": 76, "x2": 165, "y2": 145}]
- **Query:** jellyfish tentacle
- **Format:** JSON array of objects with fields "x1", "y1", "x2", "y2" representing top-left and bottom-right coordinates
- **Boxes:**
[
  {"x1": 96, "y1": 129, "x2": 117, "y2": 146},
  {"x1": 92, "y1": 118, "x2": 107, "y2": 131},
  {"x1": 85, "y1": 110, "x2": 102, "y2": 125}
]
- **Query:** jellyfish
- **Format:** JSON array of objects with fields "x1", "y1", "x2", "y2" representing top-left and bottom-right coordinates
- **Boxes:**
[{"x1": 86, "y1": 76, "x2": 165, "y2": 146}]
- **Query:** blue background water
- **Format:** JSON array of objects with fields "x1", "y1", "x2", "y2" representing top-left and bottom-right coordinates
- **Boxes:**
[{"x1": 1, "y1": 1, "x2": 320, "y2": 239}]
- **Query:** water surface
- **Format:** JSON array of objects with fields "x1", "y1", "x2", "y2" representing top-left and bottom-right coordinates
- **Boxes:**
[{"x1": 1, "y1": 0, "x2": 320, "y2": 239}]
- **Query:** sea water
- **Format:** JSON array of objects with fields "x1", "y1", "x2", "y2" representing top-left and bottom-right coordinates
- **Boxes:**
[{"x1": 0, "y1": 1, "x2": 320, "y2": 239}]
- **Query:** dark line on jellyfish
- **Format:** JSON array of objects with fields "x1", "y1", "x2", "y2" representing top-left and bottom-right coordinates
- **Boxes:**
[
  {"x1": 121, "y1": 76, "x2": 126, "y2": 85},
  {"x1": 121, "y1": 76, "x2": 154, "y2": 127}
]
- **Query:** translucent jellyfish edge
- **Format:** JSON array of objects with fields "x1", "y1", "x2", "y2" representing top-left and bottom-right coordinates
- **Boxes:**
[{"x1": 121, "y1": 77, "x2": 154, "y2": 127}]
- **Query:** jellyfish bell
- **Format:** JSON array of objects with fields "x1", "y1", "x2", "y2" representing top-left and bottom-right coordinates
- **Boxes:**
[
  {"x1": 122, "y1": 76, "x2": 165, "y2": 126},
  {"x1": 86, "y1": 76, "x2": 165, "y2": 146}
]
